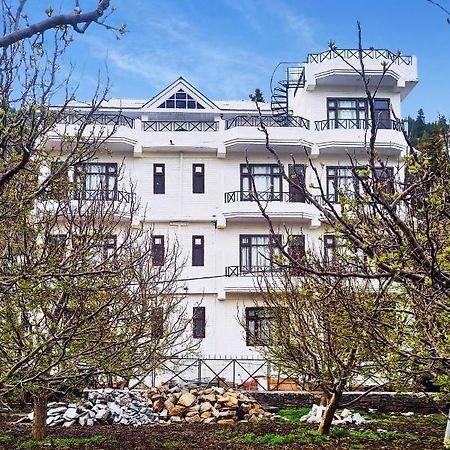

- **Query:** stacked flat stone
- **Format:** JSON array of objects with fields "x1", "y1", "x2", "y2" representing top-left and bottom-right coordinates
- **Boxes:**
[
  {"x1": 143, "y1": 385, "x2": 275, "y2": 424},
  {"x1": 20, "y1": 389, "x2": 159, "y2": 427}
]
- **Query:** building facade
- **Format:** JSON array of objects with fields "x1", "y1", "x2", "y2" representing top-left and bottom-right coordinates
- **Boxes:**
[{"x1": 49, "y1": 48, "x2": 418, "y2": 385}]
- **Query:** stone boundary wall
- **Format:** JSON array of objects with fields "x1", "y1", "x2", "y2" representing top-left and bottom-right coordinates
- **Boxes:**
[{"x1": 251, "y1": 391, "x2": 446, "y2": 413}]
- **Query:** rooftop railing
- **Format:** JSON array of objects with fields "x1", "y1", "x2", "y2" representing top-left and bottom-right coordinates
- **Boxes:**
[
  {"x1": 307, "y1": 49, "x2": 413, "y2": 65},
  {"x1": 142, "y1": 120, "x2": 218, "y2": 132},
  {"x1": 225, "y1": 115, "x2": 310, "y2": 130},
  {"x1": 73, "y1": 189, "x2": 134, "y2": 204}
]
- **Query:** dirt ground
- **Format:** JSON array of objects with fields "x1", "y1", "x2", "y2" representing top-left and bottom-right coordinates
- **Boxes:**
[{"x1": 0, "y1": 411, "x2": 446, "y2": 449}]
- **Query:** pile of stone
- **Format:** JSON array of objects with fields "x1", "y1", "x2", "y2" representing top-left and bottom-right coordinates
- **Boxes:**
[
  {"x1": 19, "y1": 389, "x2": 159, "y2": 427},
  {"x1": 142, "y1": 384, "x2": 274, "y2": 424},
  {"x1": 300, "y1": 405, "x2": 367, "y2": 426},
  {"x1": 18, "y1": 385, "x2": 274, "y2": 427}
]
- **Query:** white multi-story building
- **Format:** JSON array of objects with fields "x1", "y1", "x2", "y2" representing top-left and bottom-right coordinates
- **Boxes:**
[{"x1": 49, "y1": 48, "x2": 418, "y2": 385}]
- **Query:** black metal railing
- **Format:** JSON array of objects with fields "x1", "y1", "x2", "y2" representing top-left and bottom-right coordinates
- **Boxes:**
[
  {"x1": 225, "y1": 265, "x2": 280, "y2": 277},
  {"x1": 314, "y1": 118, "x2": 404, "y2": 131},
  {"x1": 307, "y1": 49, "x2": 413, "y2": 65},
  {"x1": 142, "y1": 120, "x2": 218, "y2": 132},
  {"x1": 74, "y1": 189, "x2": 134, "y2": 203},
  {"x1": 62, "y1": 113, "x2": 135, "y2": 128},
  {"x1": 225, "y1": 115, "x2": 310, "y2": 130},
  {"x1": 224, "y1": 190, "x2": 309, "y2": 203},
  {"x1": 149, "y1": 357, "x2": 303, "y2": 391}
]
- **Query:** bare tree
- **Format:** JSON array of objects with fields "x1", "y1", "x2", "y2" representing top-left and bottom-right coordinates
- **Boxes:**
[
  {"x1": 0, "y1": 0, "x2": 124, "y2": 49},
  {"x1": 254, "y1": 21, "x2": 450, "y2": 440}
]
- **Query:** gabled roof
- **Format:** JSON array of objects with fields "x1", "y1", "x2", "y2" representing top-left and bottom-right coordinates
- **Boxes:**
[{"x1": 143, "y1": 77, "x2": 218, "y2": 111}]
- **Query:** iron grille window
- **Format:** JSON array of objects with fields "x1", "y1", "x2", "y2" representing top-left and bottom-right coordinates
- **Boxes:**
[
  {"x1": 157, "y1": 89, "x2": 205, "y2": 109},
  {"x1": 192, "y1": 235, "x2": 204, "y2": 266},
  {"x1": 193, "y1": 306, "x2": 206, "y2": 339},
  {"x1": 240, "y1": 234, "x2": 280, "y2": 273},
  {"x1": 153, "y1": 164, "x2": 165, "y2": 194},
  {"x1": 152, "y1": 235, "x2": 164, "y2": 266},
  {"x1": 240, "y1": 164, "x2": 282, "y2": 201},
  {"x1": 192, "y1": 164, "x2": 205, "y2": 194},
  {"x1": 327, "y1": 98, "x2": 391, "y2": 129},
  {"x1": 74, "y1": 163, "x2": 118, "y2": 200},
  {"x1": 288, "y1": 164, "x2": 305, "y2": 202},
  {"x1": 246, "y1": 307, "x2": 273, "y2": 346}
]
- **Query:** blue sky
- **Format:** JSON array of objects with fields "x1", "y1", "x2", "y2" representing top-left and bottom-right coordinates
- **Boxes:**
[{"x1": 41, "y1": 0, "x2": 450, "y2": 120}]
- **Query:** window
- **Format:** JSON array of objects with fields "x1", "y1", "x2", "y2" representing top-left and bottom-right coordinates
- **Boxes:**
[
  {"x1": 327, "y1": 98, "x2": 391, "y2": 129},
  {"x1": 48, "y1": 162, "x2": 69, "y2": 199},
  {"x1": 288, "y1": 164, "x2": 305, "y2": 202},
  {"x1": 74, "y1": 163, "x2": 118, "y2": 200},
  {"x1": 192, "y1": 235, "x2": 204, "y2": 266},
  {"x1": 323, "y1": 234, "x2": 337, "y2": 263},
  {"x1": 326, "y1": 166, "x2": 356, "y2": 203},
  {"x1": 151, "y1": 307, "x2": 164, "y2": 340},
  {"x1": 246, "y1": 307, "x2": 273, "y2": 346},
  {"x1": 157, "y1": 89, "x2": 205, "y2": 109},
  {"x1": 152, "y1": 236, "x2": 164, "y2": 266},
  {"x1": 373, "y1": 99, "x2": 391, "y2": 129},
  {"x1": 240, "y1": 234, "x2": 279, "y2": 273},
  {"x1": 193, "y1": 306, "x2": 205, "y2": 338},
  {"x1": 288, "y1": 235, "x2": 305, "y2": 262},
  {"x1": 374, "y1": 166, "x2": 395, "y2": 194},
  {"x1": 192, "y1": 164, "x2": 205, "y2": 194},
  {"x1": 153, "y1": 164, "x2": 165, "y2": 194},
  {"x1": 240, "y1": 164, "x2": 282, "y2": 201},
  {"x1": 95, "y1": 235, "x2": 116, "y2": 261}
]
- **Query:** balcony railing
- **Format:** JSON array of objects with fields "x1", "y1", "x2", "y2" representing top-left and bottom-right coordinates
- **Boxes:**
[
  {"x1": 307, "y1": 49, "x2": 413, "y2": 65},
  {"x1": 225, "y1": 115, "x2": 310, "y2": 130},
  {"x1": 225, "y1": 265, "x2": 280, "y2": 277},
  {"x1": 74, "y1": 189, "x2": 134, "y2": 203},
  {"x1": 224, "y1": 190, "x2": 308, "y2": 203},
  {"x1": 142, "y1": 120, "x2": 218, "y2": 132},
  {"x1": 314, "y1": 118, "x2": 404, "y2": 132},
  {"x1": 61, "y1": 113, "x2": 135, "y2": 128}
]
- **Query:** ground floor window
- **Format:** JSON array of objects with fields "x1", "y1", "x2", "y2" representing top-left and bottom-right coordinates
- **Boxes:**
[{"x1": 245, "y1": 307, "x2": 273, "y2": 346}]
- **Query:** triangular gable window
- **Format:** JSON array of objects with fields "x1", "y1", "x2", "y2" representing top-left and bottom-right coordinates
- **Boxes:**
[{"x1": 157, "y1": 89, "x2": 205, "y2": 109}]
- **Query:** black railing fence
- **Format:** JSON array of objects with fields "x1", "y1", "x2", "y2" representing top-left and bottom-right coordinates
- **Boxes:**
[
  {"x1": 61, "y1": 113, "x2": 135, "y2": 128},
  {"x1": 142, "y1": 120, "x2": 218, "y2": 132},
  {"x1": 226, "y1": 115, "x2": 310, "y2": 130},
  {"x1": 150, "y1": 357, "x2": 303, "y2": 392},
  {"x1": 314, "y1": 118, "x2": 404, "y2": 131},
  {"x1": 308, "y1": 49, "x2": 413, "y2": 65}
]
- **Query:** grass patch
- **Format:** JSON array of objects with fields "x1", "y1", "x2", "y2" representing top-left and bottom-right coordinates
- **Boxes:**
[
  {"x1": 230, "y1": 429, "x2": 329, "y2": 446},
  {"x1": 19, "y1": 435, "x2": 113, "y2": 448},
  {"x1": 0, "y1": 435, "x2": 12, "y2": 443},
  {"x1": 277, "y1": 407, "x2": 310, "y2": 422}
]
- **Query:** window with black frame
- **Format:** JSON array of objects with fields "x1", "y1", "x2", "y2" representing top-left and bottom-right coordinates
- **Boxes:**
[
  {"x1": 240, "y1": 164, "x2": 282, "y2": 201},
  {"x1": 245, "y1": 307, "x2": 273, "y2": 346},
  {"x1": 74, "y1": 163, "x2": 118, "y2": 200},
  {"x1": 193, "y1": 306, "x2": 205, "y2": 339},
  {"x1": 327, "y1": 98, "x2": 391, "y2": 129},
  {"x1": 326, "y1": 166, "x2": 356, "y2": 203},
  {"x1": 240, "y1": 234, "x2": 280, "y2": 273}
]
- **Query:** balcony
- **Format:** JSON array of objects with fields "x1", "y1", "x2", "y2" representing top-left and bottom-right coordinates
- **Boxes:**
[
  {"x1": 73, "y1": 189, "x2": 134, "y2": 204},
  {"x1": 225, "y1": 115, "x2": 309, "y2": 130},
  {"x1": 142, "y1": 120, "x2": 218, "y2": 132},
  {"x1": 61, "y1": 113, "x2": 135, "y2": 128},
  {"x1": 225, "y1": 265, "x2": 278, "y2": 277},
  {"x1": 314, "y1": 118, "x2": 404, "y2": 131},
  {"x1": 222, "y1": 191, "x2": 319, "y2": 222}
]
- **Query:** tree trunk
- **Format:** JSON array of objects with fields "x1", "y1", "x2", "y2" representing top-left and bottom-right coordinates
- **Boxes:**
[
  {"x1": 317, "y1": 388, "x2": 343, "y2": 435},
  {"x1": 32, "y1": 393, "x2": 48, "y2": 440},
  {"x1": 319, "y1": 391, "x2": 330, "y2": 407}
]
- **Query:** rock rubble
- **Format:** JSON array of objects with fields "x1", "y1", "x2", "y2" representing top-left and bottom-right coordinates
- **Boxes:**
[
  {"x1": 300, "y1": 404, "x2": 367, "y2": 425},
  {"x1": 18, "y1": 385, "x2": 275, "y2": 427}
]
